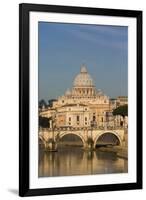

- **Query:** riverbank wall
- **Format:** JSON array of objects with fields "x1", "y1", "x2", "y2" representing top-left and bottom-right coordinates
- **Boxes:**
[{"x1": 97, "y1": 146, "x2": 128, "y2": 159}]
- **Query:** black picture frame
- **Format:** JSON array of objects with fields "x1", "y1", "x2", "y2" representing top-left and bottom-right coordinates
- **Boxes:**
[{"x1": 19, "y1": 3, "x2": 143, "y2": 197}]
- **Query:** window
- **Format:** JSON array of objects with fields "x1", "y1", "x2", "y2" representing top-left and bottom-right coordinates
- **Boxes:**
[
  {"x1": 77, "y1": 116, "x2": 80, "y2": 121},
  {"x1": 85, "y1": 117, "x2": 87, "y2": 121},
  {"x1": 69, "y1": 117, "x2": 71, "y2": 121},
  {"x1": 93, "y1": 116, "x2": 96, "y2": 121}
]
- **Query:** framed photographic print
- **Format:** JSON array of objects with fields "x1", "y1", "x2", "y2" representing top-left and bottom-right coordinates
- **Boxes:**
[{"x1": 19, "y1": 3, "x2": 142, "y2": 197}]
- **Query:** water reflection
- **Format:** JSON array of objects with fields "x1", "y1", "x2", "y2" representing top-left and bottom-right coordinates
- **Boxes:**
[{"x1": 39, "y1": 147, "x2": 128, "y2": 177}]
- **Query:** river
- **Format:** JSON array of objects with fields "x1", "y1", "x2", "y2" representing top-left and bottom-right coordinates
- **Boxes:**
[{"x1": 39, "y1": 147, "x2": 128, "y2": 177}]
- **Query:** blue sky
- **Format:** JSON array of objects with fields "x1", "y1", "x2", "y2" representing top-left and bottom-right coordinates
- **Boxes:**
[{"x1": 38, "y1": 22, "x2": 128, "y2": 101}]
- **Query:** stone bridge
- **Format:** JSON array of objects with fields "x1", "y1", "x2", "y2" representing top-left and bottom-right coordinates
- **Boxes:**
[{"x1": 39, "y1": 127, "x2": 126, "y2": 151}]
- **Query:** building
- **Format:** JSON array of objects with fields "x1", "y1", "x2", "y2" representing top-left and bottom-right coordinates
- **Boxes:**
[
  {"x1": 39, "y1": 65, "x2": 128, "y2": 128},
  {"x1": 116, "y1": 96, "x2": 128, "y2": 106}
]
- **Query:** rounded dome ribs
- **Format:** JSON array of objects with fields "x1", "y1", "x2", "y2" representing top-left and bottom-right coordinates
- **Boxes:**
[
  {"x1": 71, "y1": 65, "x2": 97, "y2": 97},
  {"x1": 73, "y1": 65, "x2": 94, "y2": 87}
]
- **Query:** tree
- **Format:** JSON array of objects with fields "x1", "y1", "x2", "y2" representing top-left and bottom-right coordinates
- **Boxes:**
[
  {"x1": 113, "y1": 105, "x2": 128, "y2": 127},
  {"x1": 39, "y1": 116, "x2": 50, "y2": 128},
  {"x1": 39, "y1": 99, "x2": 47, "y2": 109},
  {"x1": 113, "y1": 105, "x2": 128, "y2": 118}
]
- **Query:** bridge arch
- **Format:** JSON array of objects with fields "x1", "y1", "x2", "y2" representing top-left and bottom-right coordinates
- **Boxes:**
[
  {"x1": 93, "y1": 131, "x2": 122, "y2": 148},
  {"x1": 58, "y1": 132, "x2": 86, "y2": 147}
]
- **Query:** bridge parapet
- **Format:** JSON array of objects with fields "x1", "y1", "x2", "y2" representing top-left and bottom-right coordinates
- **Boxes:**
[
  {"x1": 39, "y1": 127, "x2": 126, "y2": 151},
  {"x1": 39, "y1": 126, "x2": 126, "y2": 132}
]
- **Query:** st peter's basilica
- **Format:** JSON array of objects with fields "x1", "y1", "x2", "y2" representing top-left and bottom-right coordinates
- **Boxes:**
[{"x1": 39, "y1": 65, "x2": 128, "y2": 129}]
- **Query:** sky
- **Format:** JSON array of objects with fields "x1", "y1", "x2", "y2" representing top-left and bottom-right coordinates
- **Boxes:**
[{"x1": 38, "y1": 22, "x2": 128, "y2": 102}]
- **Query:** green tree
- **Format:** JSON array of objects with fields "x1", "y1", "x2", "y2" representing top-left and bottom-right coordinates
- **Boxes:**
[
  {"x1": 113, "y1": 105, "x2": 128, "y2": 127},
  {"x1": 39, "y1": 116, "x2": 50, "y2": 128},
  {"x1": 39, "y1": 99, "x2": 47, "y2": 109},
  {"x1": 113, "y1": 105, "x2": 128, "y2": 118}
]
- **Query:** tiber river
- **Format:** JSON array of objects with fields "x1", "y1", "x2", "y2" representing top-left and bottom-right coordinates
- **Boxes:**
[{"x1": 39, "y1": 135, "x2": 128, "y2": 177}]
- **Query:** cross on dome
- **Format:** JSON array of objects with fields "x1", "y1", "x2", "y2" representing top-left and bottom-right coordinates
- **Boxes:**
[{"x1": 80, "y1": 64, "x2": 87, "y2": 73}]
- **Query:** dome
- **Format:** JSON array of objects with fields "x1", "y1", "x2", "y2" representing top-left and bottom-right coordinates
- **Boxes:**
[{"x1": 73, "y1": 65, "x2": 94, "y2": 87}]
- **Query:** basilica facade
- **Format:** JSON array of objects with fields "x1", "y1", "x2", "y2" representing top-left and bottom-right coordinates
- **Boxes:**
[{"x1": 39, "y1": 65, "x2": 127, "y2": 128}]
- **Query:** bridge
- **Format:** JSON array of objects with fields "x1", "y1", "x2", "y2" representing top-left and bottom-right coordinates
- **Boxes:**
[{"x1": 39, "y1": 126, "x2": 126, "y2": 151}]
